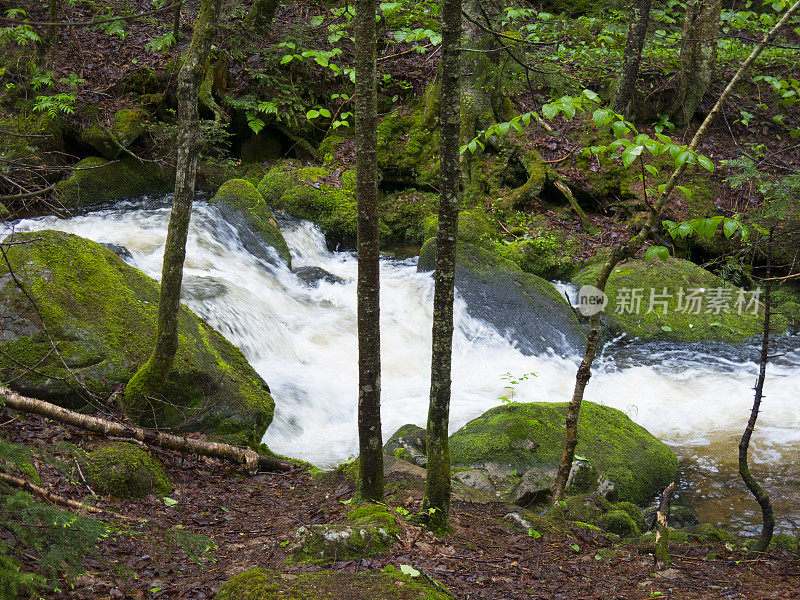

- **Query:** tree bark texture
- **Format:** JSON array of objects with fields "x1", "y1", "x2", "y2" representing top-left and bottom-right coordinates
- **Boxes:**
[
  {"x1": 552, "y1": 0, "x2": 800, "y2": 502},
  {"x1": 738, "y1": 233, "x2": 775, "y2": 552},
  {"x1": 422, "y1": 0, "x2": 461, "y2": 535},
  {"x1": 125, "y1": 0, "x2": 221, "y2": 410},
  {"x1": 354, "y1": 0, "x2": 383, "y2": 502},
  {"x1": 0, "y1": 386, "x2": 292, "y2": 473},
  {"x1": 244, "y1": 0, "x2": 279, "y2": 33},
  {"x1": 654, "y1": 481, "x2": 675, "y2": 568},
  {"x1": 669, "y1": 0, "x2": 721, "y2": 124},
  {"x1": 612, "y1": 0, "x2": 652, "y2": 117}
]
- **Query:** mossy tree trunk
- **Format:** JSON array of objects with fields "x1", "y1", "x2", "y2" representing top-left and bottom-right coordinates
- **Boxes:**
[
  {"x1": 612, "y1": 0, "x2": 652, "y2": 117},
  {"x1": 244, "y1": 0, "x2": 279, "y2": 33},
  {"x1": 668, "y1": 0, "x2": 721, "y2": 125},
  {"x1": 422, "y1": 0, "x2": 461, "y2": 535},
  {"x1": 125, "y1": 0, "x2": 222, "y2": 414},
  {"x1": 354, "y1": 0, "x2": 383, "y2": 502}
]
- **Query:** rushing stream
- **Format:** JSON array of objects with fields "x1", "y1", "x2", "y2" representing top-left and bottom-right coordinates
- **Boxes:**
[{"x1": 10, "y1": 197, "x2": 800, "y2": 535}]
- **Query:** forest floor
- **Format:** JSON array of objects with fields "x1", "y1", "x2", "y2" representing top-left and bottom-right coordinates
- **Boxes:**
[{"x1": 4, "y1": 410, "x2": 800, "y2": 600}]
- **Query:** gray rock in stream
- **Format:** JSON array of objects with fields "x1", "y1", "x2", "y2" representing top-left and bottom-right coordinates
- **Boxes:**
[{"x1": 418, "y1": 240, "x2": 585, "y2": 356}]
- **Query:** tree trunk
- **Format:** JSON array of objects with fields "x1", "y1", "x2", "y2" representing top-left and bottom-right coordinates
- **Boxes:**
[
  {"x1": 669, "y1": 0, "x2": 721, "y2": 124},
  {"x1": 612, "y1": 0, "x2": 652, "y2": 117},
  {"x1": 244, "y1": 0, "x2": 279, "y2": 33},
  {"x1": 1, "y1": 386, "x2": 292, "y2": 473},
  {"x1": 422, "y1": 0, "x2": 461, "y2": 535},
  {"x1": 125, "y1": 0, "x2": 221, "y2": 416},
  {"x1": 552, "y1": 0, "x2": 800, "y2": 502},
  {"x1": 173, "y1": 0, "x2": 181, "y2": 41},
  {"x1": 739, "y1": 232, "x2": 775, "y2": 552},
  {"x1": 354, "y1": 0, "x2": 383, "y2": 502}
]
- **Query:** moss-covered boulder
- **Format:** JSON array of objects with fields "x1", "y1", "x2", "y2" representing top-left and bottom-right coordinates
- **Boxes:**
[
  {"x1": 384, "y1": 423, "x2": 427, "y2": 467},
  {"x1": 377, "y1": 110, "x2": 439, "y2": 190},
  {"x1": 80, "y1": 109, "x2": 148, "y2": 159},
  {"x1": 597, "y1": 509, "x2": 641, "y2": 537},
  {"x1": 215, "y1": 568, "x2": 453, "y2": 600},
  {"x1": 449, "y1": 401, "x2": 678, "y2": 504},
  {"x1": 572, "y1": 258, "x2": 781, "y2": 343},
  {"x1": 291, "y1": 504, "x2": 399, "y2": 563},
  {"x1": 57, "y1": 156, "x2": 174, "y2": 209},
  {"x1": 0, "y1": 230, "x2": 274, "y2": 446},
  {"x1": 209, "y1": 179, "x2": 291, "y2": 266},
  {"x1": 257, "y1": 162, "x2": 358, "y2": 248},
  {"x1": 418, "y1": 215, "x2": 585, "y2": 355},
  {"x1": 82, "y1": 443, "x2": 171, "y2": 498},
  {"x1": 380, "y1": 189, "x2": 439, "y2": 245}
]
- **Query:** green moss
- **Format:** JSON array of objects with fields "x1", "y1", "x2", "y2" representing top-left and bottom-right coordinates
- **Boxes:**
[
  {"x1": 377, "y1": 109, "x2": 440, "y2": 189},
  {"x1": 597, "y1": 509, "x2": 640, "y2": 537},
  {"x1": 215, "y1": 568, "x2": 453, "y2": 600},
  {"x1": 0, "y1": 230, "x2": 273, "y2": 444},
  {"x1": 56, "y1": 156, "x2": 174, "y2": 209},
  {"x1": 256, "y1": 162, "x2": 300, "y2": 201},
  {"x1": 611, "y1": 501, "x2": 647, "y2": 532},
  {"x1": 550, "y1": 494, "x2": 610, "y2": 523},
  {"x1": 380, "y1": 189, "x2": 438, "y2": 244},
  {"x1": 769, "y1": 533, "x2": 799, "y2": 556},
  {"x1": 347, "y1": 504, "x2": 401, "y2": 537},
  {"x1": 341, "y1": 169, "x2": 357, "y2": 192},
  {"x1": 449, "y1": 402, "x2": 678, "y2": 504},
  {"x1": 693, "y1": 524, "x2": 738, "y2": 545},
  {"x1": 209, "y1": 179, "x2": 291, "y2": 265},
  {"x1": 277, "y1": 185, "x2": 358, "y2": 247},
  {"x1": 80, "y1": 108, "x2": 147, "y2": 159},
  {"x1": 295, "y1": 166, "x2": 330, "y2": 184},
  {"x1": 82, "y1": 443, "x2": 171, "y2": 498},
  {"x1": 573, "y1": 258, "x2": 780, "y2": 343}
]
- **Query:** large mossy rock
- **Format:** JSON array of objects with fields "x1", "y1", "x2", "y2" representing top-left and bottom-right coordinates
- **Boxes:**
[
  {"x1": 57, "y1": 156, "x2": 174, "y2": 209},
  {"x1": 257, "y1": 162, "x2": 358, "y2": 248},
  {"x1": 82, "y1": 443, "x2": 172, "y2": 498},
  {"x1": 209, "y1": 179, "x2": 291, "y2": 266},
  {"x1": 572, "y1": 258, "x2": 780, "y2": 343},
  {"x1": 80, "y1": 109, "x2": 148, "y2": 159},
  {"x1": 449, "y1": 401, "x2": 678, "y2": 504},
  {"x1": 418, "y1": 211, "x2": 585, "y2": 356},
  {"x1": 0, "y1": 230, "x2": 274, "y2": 446},
  {"x1": 215, "y1": 568, "x2": 452, "y2": 600}
]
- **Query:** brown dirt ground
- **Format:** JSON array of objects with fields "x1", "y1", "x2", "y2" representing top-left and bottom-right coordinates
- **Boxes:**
[{"x1": 3, "y1": 410, "x2": 799, "y2": 600}]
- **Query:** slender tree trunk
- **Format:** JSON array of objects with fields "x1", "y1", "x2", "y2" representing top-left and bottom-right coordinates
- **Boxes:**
[
  {"x1": 422, "y1": 0, "x2": 461, "y2": 535},
  {"x1": 354, "y1": 0, "x2": 383, "y2": 502},
  {"x1": 47, "y1": 0, "x2": 58, "y2": 47},
  {"x1": 654, "y1": 481, "x2": 675, "y2": 568},
  {"x1": 173, "y1": 0, "x2": 181, "y2": 41},
  {"x1": 552, "y1": 0, "x2": 800, "y2": 502},
  {"x1": 612, "y1": 0, "x2": 652, "y2": 117},
  {"x1": 125, "y1": 0, "x2": 222, "y2": 415},
  {"x1": 739, "y1": 232, "x2": 775, "y2": 552},
  {"x1": 1, "y1": 386, "x2": 293, "y2": 472},
  {"x1": 244, "y1": 0, "x2": 279, "y2": 33},
  {"x1": 669, "y1": 0, "x2": 721, "y2": 124}
]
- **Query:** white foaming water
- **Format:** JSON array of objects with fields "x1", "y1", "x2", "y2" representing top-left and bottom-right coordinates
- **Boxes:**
[{"x1": 10, "y1": 202, "x2": 800, "y2": 476}]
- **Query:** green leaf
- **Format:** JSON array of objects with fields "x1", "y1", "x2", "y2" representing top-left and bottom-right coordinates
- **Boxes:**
[
  {"x1": 644, "y1": 164, "x2": 659, "y2": 177},
  {"x1": 542, "y1": 103, "x2": 559, "y2": 120},
  {"x1": 163, "y1": 497, "x2": 178, "y2": 507},
  {"x1": 676, "y1": 223, "x2": 692, "y2": 239},
  {"x1": 558, "y1": 500, "x2": 567, "y2": 509},
  {"x1": 306, "y1": 109, "x2": 320, "y2": 119},
  {"x1": 611, "y1": 120, "x2": 630, "y2": 138},
  {"x1": 150, "y1": 587, "x2": 163, "y2": 593},
  {"x1": 528, "y1": 528, "x2": 542, "y2": 538},
  {"x1": 319, "y1": 108, "x2": 331, "y2": 118},
  {"x1": 280, "y1": 54, "x2": 294, "y2": 64},
  {"x1": 622, "y1": 145, "x2": 644, "y2": 167},
  {"x1": 661, "y1": 326, "x2": 673, "y2": 332},
  {"x1": 582, "y1": 89, "x2": 600, "y2": 102},
  {"x1": 592, "y1": 108, "x2": 614, "y2": 128},
  {"x1": 675, "y1": 149, "x2": 694, "y2": 168},
  {"x1": 645, "y1": 246, "x2": 670, "y2": 262},
  {"x1": 571, "y1": 544, "x2": 580, "y2": 552},
  {"x1": 723, "y1": 219, "x2": 738, "y2": 238},
  {"x1": 399, "y1": 565, "x2": 420, "y2": 577},
  {"x1": 698, "y1": 155, "x2": 714, "y2": 172}
]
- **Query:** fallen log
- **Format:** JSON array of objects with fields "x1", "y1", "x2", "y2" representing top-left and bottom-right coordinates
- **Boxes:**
[
  {"x1": 0, "y1": 472, "x2": 139, "y2": 521},
  {"x1": 0, "y1": 386, "x2": 293, "y2": 474}
]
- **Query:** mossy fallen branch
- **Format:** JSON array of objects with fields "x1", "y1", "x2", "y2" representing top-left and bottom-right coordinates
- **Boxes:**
[{"x1": 0, "y1": 386, "x2": 292, "y2": 473}]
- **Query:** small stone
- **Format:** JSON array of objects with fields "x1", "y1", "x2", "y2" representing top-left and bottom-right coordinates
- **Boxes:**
[
  {"x1": 566, "y1": 459, "x2": 598, "y2": 494},
  {"x1": 511, "y1": 468, "x2": 555, "y2": 507},
  {"x1": 453, "y1": 469, "x2": 496, "y2": 495},
  {"x1": 504, "y1": 512, "x2": 533, "y2": 531}
]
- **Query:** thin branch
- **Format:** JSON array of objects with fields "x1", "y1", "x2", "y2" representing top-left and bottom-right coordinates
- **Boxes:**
[{"x1": 0, "y1": 3, "x2": 179, "y2": 27}]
